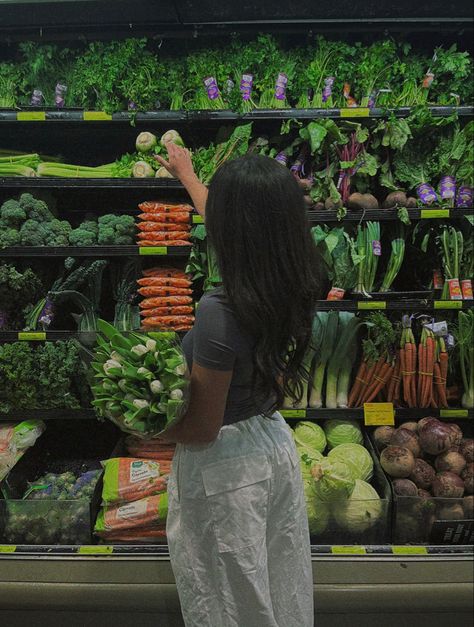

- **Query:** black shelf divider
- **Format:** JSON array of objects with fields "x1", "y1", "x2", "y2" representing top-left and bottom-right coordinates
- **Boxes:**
[
  {"x1": 308, "y1": 208, "x2": 474, "y2": 223},
  {"x1": 0, "y1": 177, "x2": 184, "y2": 190},
  {"x1": 280, "y1": 407, "x2": 473, "y2": 420},
  {"x1": 1, "y1": 106, "x2": 473, "y2": 123},
  {"x1": 0, "y1": 409, "x2": 96, "y2": 421},
  {"x1": 314, "y1": 299, "x2": 474, "y2": 311},
  {"x1": 0, "y1": 245, "x2": 191, "y2": 257}
]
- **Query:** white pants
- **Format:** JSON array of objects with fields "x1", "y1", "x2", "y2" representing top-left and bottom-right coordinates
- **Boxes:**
[{"x1": 167, "y1": 413, "x2": 314, "y2": 627}]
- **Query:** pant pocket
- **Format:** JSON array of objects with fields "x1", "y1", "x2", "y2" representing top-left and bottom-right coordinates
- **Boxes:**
[{"x1": 201, "y1": 453, "x2": 272, "y2": 553}]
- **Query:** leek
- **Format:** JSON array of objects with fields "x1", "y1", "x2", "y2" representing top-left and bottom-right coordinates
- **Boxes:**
[
  {"x1": 309, "y1": 311, "x2": 339, "y2": 408},
  {"x1": 355, "y1": 222, "x2": 381, "y2": 295},
  {"x1": 380, "y1": 225, "x2": 406, "y2": 292}
]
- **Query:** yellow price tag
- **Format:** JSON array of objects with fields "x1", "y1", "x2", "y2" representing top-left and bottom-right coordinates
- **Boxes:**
[
  {"x1": 139, "y1": 247, "x2": 168, "y2": 256},
  {"x1": 192, "y1": 215, "x2": 204, "y2": 224},
  {"x1": 420, "y1": 209, "x2": 450, "y2": 219},
  {"x1": 358, "y1": 301, "x2": 387, "y2": 310},
  {"x1": 78, "y1": 545, "x2": 113, "y2": 555},
  {"x1": 364, "y1": 402, "x2": 395, "y2": 426},
  {"x1": 0, "y1": 545, "x2": 16, "y2": 553},
  {"x1": 83, "y1": 111, "x2": 113, "y2": 121},
  {"x1": 17, "y1": 111, "x2": 46, "y2": 121},
  {"x1": 434, "y1": 300, "x2": 463, "y2": 310},
  {"x1": 392, "y1": 546, "x2": 428, "y2": 555},
  {"x1": 18, "y1": 332, "x2": 46, "y2": 341},
  {"x1": 280, "y1": 409, "x2": 307, "y2": 418},
  {"x1": 439, "y1": 409, "x2": 469, "y2": 418},
  {"x1": 339, "y1": 108, "x2": 370, "y2": 118},
  {"x1": 331, "y1": 546, "x2": 366, "y2": 555}
]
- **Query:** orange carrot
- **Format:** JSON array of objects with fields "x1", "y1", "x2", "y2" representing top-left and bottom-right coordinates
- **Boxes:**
[
  {"x1": 348, "y1": 362, "x2": 367, "y2": 407},
  {"x1": 356, "y1": 358, "x2": 381, "y2": 406},
  {"x1": 434, "y1": 362, "x2": 448, "y2": 408},
  {"x1": 423, "y1": 335, "x2": 436, "y2": 407},
  {"x1": 364, "y1": 362, "x2": 394, "y2": 403}
]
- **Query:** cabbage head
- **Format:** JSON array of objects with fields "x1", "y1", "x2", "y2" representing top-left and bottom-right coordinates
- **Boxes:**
[
  {"x1": 327, "y1": 443, "x2": 374, "y2": 482},
  {"x1": 332, "y1": 479, "x2": 382, "y2": 533},
  {"x1": 299, "y1": 449, "x2": 324, "y2": 481},
  {"x1": 293, "y1": 421, "x2": 326, "y2": 453},
  {"x1": 311, "y1": 458, "x2": 355, "y2": 501},
  {"x1": 324, "y1": 419, "x2": 363, "y2": 449},
  {"x1": 306, "y1": 495, "x2": 330, "y2": 535}
]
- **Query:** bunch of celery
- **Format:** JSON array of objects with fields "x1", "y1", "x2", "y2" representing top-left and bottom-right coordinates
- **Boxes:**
[
  {"x1": 0, "y1": 154, "x2": 40, "y2": 177},
  {"x1": 37, "y1": 162, "x2": 130, "y2": 178},
  {"x1": 380, "y1": 224, "x2": 406, "y2": 292},
  {"x1": 453, "y1": 310, "x2": 474, "y2": 408},
  {"x1": 355, "y1": 221, "x2": 381, "y2": 296},
  {"x1": 90, "y1": 319, "x2": 189, "y2": 436}
]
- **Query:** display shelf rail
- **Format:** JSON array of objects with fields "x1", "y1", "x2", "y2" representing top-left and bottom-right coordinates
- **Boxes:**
[
  {"x1": 314, "y1": 299, "x2": 474, "y2": 311},
  {"x1": 0, "y1": 331, "x2": 92, "y2": 341},
  {"x1": 0, "y1": 245, "x2": 191, "y2": 257},
  {"x1": 0, "y1": 106, "x2": 472, "y2": 123},
  {"x1": 0, "y1": 543, "x2": 471, "y2": 558},
  {"x1": 0, "y1": 409, "x2": 96, "y2": 421},
  {"x1": 307, "y1": 208, "x2": 474, "y2": 223},
  {"x1": 279, "y1": 407, "x2": 474, "y2": 420},
  {"x1": 0, "y1": 177, "x2": 184, "y2": 190}
]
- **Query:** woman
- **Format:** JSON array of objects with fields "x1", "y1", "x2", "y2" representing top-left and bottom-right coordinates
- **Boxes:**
[{"x1": 156, "y1": 143, "x2": 320, "y2": 627}]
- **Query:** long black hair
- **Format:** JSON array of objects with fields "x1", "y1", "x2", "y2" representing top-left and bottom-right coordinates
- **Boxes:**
[{"x1": 205, "y1": 153, "x2": 322, "y2": 410}]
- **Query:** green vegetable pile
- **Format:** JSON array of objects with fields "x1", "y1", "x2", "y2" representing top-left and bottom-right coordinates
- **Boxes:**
[
  {"x1": 0, "y1": 193, "x2": 135, "y2": 249},
  {"x1": 0, "y1": 264, "x2": 43, "y2": 330},
  {"x1": 0, "y1": 340, "x2": 90, "y2": 412},
  {"x1": 293, "y1": 419, "x2": 384, "y2": 538},
  {"x1": 0, "y1": 36, "x2": 471, "y2": 112},
  {"x1": 90, "y1": 320, "x2": 189, "y2": 437}
]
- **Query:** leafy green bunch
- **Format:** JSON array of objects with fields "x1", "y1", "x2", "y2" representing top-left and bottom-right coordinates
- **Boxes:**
[{"x1": 0, "y1": 264, "x2": 43, "y2": 330}]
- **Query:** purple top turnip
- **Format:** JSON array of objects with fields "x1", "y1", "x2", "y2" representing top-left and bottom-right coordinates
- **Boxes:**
[
  {"x1": 432, "y1": 471, "x2": 465, "y2": 498},
  {"x1": 380, "y1": 446, "x2": 416, "y2": 478}
]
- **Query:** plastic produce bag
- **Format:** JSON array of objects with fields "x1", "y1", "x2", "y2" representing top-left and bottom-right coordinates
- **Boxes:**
[
  {"x1": 95, "y1": 493, "x2": 168, "y2": 533},
  {"x1": 90, "y1": 320, "x2": 190, "y2": 438},
  {"x1": 0, "y1": 420, "x2": 45, "y2": 481},
  {"x1": 101, "y1": 457, "x2": 168, "y2": 505}
]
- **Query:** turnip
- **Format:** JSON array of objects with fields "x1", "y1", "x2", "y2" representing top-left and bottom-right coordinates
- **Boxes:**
[
  {"x1": 460, "y1": 439, "x2": 474, "y2": 463},
  {"x1": 463, "y1": 495, "x2": 474, "y2": 518},
  {"x1": 347, "y1": 192, "x2": 379, "y2": 211},
  {"x1": 406, "y1": 197, "x2": 418, "y2": 208},
  {"x1": 390, "y1": 428, "x2": 421, "y2": 458},
  {"x1": 437, "y1": 503, "x2": 465, "y2": 520},
  {"x1": 435, "y1": 451, "x2": 466, "y2": 476},
  {"x1": 380, "y1": 446, "x2": 415, "y2": 478},
  {"x1": 409, "y1": 458, "x2": 436, "y2": 490},
  {"x1": 417, "y1": 488, "x2": 432, "y2": 499},
  {"x1": 314, "y1": 201, "x2": 325, "y2": 211},
  {"x1": 461, "y1": 463, "x2": 474, "y2": 494},
  {"x1": 432, "y1": 471, "x2": 465, "y2": 498},
  {"x1": 324, "y1": 197, "x2": 342, "y2": 211},
  {"x1": 393, "y1": 478, "x2": 418, "y2": 496},
  {"x1": 418, "y1": 418, "x2": 456, "y2": 455},
  {"x1": 382, "y1": 191, "x2": 407, "y2": 209},
  {"x1": 400, "y1": 421, "x2": 418, "y2": 433},
  {"x1": 448, "y1": 424, "x2": 463, "y2": 448},
  {"x1": 373, "y1": 425, "x2": 395, "y2": 450}
]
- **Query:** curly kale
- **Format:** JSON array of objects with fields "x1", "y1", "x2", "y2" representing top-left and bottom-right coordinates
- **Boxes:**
[
  {"x1": 98, "y1": 214, "x2": 135, "y2": 245},
  {"x1": 0, "y1": 264, "x2": 43, "y2": 330},
  {"x1": 69, "y1": 220, "x2": 99, "y2": 246}
]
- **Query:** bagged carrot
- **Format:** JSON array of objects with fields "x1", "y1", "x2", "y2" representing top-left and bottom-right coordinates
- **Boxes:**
[
  {"x1": 101, "y1": 458, "x2": 168, "y2": 505},
  {"x1": 137, "y1": 220, "x2": 190, "y2": 231},
  {"x1": 142, "y1": 267, "x2": 188, "y2": 278},
  {"x1": 138, "y1": 277, "x2": 191, "y2": 288},
  {"x1": 138, "y1": 286, "x2": 192, "y2": 297},
  {"x1": 95, "y1": 493, "x2": 169, "y2": 533},
  {"x1": 139, "y1": 201, "x2": 192, "y2": 213},
  {"x1": 141, "y1": 315, "x2": 195, "y2": 327},
  {"x1": 140, "y1": 296, "x2": 193, "y2": 308},
  {"x1": 137, "y1": 231, "x2": 191, "y2": 241},
  {"x1": 140, "y1": 306, "x2": 194, "y2": 316},
  {"x1": 138, "y1": 214, "x2": 190, "y2": 226},
  {"x1": 139, "y1": 240, "x2": 191, "y2": 247},
  {"x1": 96, "y1": 527, "x2": 167, "y2": 542}
]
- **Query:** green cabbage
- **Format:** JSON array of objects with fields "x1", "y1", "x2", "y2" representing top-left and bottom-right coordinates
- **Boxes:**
[
  {"x1": 332, "y1": 479, "x2": 382, "y2": 533},
  {"x1": 299, "y1": 449, "x2": 324, "y2": 481},
  {"x1": 311, "y1": 458, "x2": 355, "y2": 502},
  {"x1": 293, "y1": 421, "x2": 327, "y2": 453},
  {"x1": 306, "y1": 496, "x2": 330, "y2": 535},
  {"x1": 324, "y1": 419, "x2": 363, "y2": 449},
  {"x1": 327, "y1": 443, "x2": 374, "y2": 482}
]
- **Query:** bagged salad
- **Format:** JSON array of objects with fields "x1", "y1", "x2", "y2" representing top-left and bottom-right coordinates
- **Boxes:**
[
  {"x1": 0, "y1": 420, "x2": 45, "y2": 481},
  {"x1": 90, "y1": 320, "x2": 189, "y2": 438}
]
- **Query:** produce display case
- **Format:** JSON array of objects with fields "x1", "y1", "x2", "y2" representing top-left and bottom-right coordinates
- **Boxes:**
[{"x1": 0, "y1": 1, "x2": 473, "y2": 625}]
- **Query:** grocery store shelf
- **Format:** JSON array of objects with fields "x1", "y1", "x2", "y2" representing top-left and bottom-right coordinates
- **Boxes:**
[
  {"x1": 0, "y1": 245, "x2": 191, "y2": 257},
  {"x1": 0, "y1": 331, "x2": 88, "y2": 341},
  {"x1": 0, "y1": 409, "x2": 96, "y2": 421},
  {"x1": 307, "y1": 208, "x2": 474, "y2": 223},
  {"x1": 0, "y1": 177, "x2": 184, "y2": 189},
  {"x1": 280, "y1": 407, "x2": 474, "y2": 420},
  {"x1": 1, "y1": 106, "x2": 473, "y2": 122},
  {"x1": 314, "y1": 299, "x2": 474, "y2": 311}
]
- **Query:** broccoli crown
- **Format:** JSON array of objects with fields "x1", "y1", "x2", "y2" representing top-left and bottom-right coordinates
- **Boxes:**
[
  {"x1": 69, "y1": 221, "x2": 98, "y2": 247},
  {"x1": 0, "y1": 199, "x2": 27, "y2": 228},
  {"x1": 97, "y1": 214, "x2": 135, "y2": 245},
  {"x1": 97, "y1": 226, "x2": 115, "y2": 245},
  {"x1": 43, "y1": 219, "x2": 72, "y2": 246},
  {"x1": 0, "y1": 221, "x2": 21, "y2": 249},
  {"x1": 19, "y1": 220, "x2": 48, "y2": 246},
  {"x1": 19, "y1": 193, "x2": 55, "y2": 223}
]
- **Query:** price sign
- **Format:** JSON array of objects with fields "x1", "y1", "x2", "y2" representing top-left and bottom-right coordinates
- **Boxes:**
[
  {"x1": 0, "y1": 545, "x2": 16, "y2": 553},
  {"x1": 434, "y1": 300, "x2": 463, "y2": 309},
  {"x1": 17, "y1": 111, "x2": 46, "y2": 121},
  {"x1": 83, "y1": 111, "x2": 113, "y2": 121},
  {"x1": 357, "y1": 301, "x2": 387, "y2": 310},
  {"x1": 392, "y1": 546, "x2": 428, "y2": 555},
  {"x1": 139, "y1": 247, "x2": 167, "y2": 256},
  {"x1": 192, "y1": 215, "x2": 204, "y2": 224},
  {"x1": 420, "y1": 209, "x2": 450, "y2": 219},
  {"x1": 439, "y1": 409, "x2": 469, "y2": 418},
  {"x1": 331, "y1": 546, "x2": 366, "y2": 554},
  {"x1": 339, "y1": 108, "x2": 370, "y2": 118},
  {"x1": 364, "y1": 402, "x2": 395, "y2": 426},
  {"x1": 280, "y1": 409, "x2": 307, "y2": 418},
  {"x1": 18, "y1": 332, "x2": 46, "y2": 341},
  {"x1": 78, "y1": 545, "x2": 113, "y2": 555}
]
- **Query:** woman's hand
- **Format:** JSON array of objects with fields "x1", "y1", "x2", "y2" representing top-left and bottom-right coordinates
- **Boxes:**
[{"x1": 155, "y1": 143, "x2": 196, "y2": 184}]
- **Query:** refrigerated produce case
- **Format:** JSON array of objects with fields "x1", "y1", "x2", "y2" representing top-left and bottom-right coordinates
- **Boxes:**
[{"x1": 0, "y1": 1, "x2": 473, "y2": 624}]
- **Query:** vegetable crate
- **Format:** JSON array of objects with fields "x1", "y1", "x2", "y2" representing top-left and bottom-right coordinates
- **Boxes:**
[
  {"x1": 371, "y1": 421, "x2": 474, "y2": 545},
  {"x1": 0, "y1": 420, "x2": 120, "y2": 545},
  {"x1": 310, "y1": 434, "x2": 392, "y2": 545}
]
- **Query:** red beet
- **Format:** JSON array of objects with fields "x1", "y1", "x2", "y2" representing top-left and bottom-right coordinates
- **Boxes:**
[
  {"x1": 460, "y1": 439, "x2": 474, "y2": 463},
  {"x1": 409, "y1": 458, "x2": 436, "y2": 490},
  {"x1": 390, "y1": 428, "x2": 421, "y2": 458}
]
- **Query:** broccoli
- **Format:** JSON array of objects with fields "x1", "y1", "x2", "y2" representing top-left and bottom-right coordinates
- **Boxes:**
[
  {"x1": 98, "y1": 214, "x2": 135, "y2": 245},
  {"x1": 69, "y1": 220, "x2": 98, "y2": 246},
  {"x1": 43, "y1": 219, "x2": 72, "y2": 246},
  {"x1": 18, "y1": 193, "x2": 55, "y2": 223},
  {"x1": 19, "y1": 220, "x2": 49, "y2": 246},
  {"x1": 0, "y1": 221, "x2": 21, "y2": 248},
  {"x1": 0, "y1": 199, "x2": 27, "y2": 228}
]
